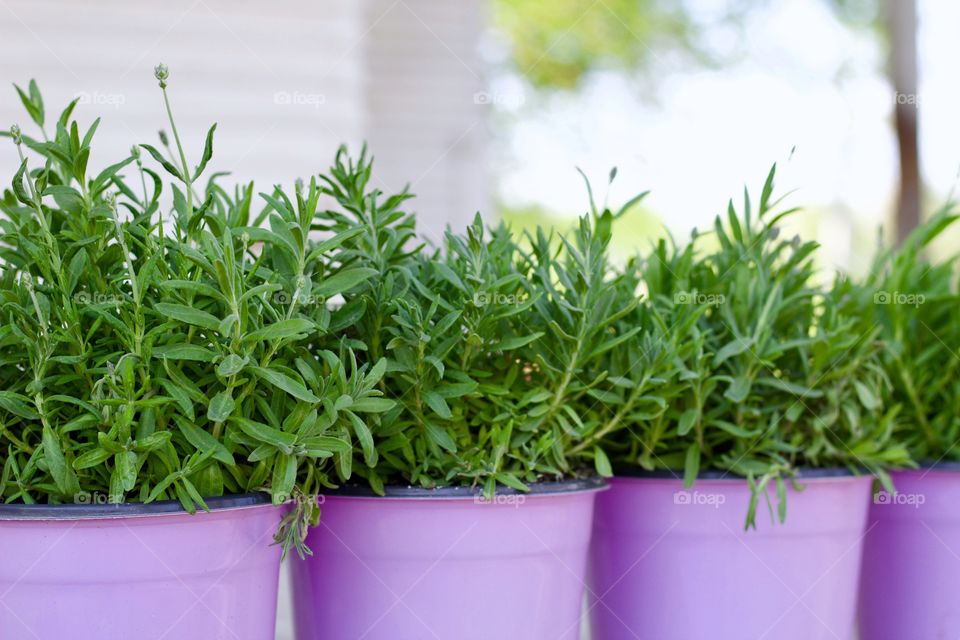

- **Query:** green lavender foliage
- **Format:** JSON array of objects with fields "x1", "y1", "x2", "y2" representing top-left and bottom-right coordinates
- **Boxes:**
[
  {"x1": 312, "y1": 158, "x2": 654, "y2": 493},
  {"x1": 0, "y1": 74, "x2": 393, "y2": 556},
  {"x1": 606, "y1": 166, "x2": 910, "y2": 525},
  {"x1": 862, "y1": 208, "x2": 960, "y2": 462},
  {"x1": 0, "y1": 72, "x2": 921, "y2": 534}
]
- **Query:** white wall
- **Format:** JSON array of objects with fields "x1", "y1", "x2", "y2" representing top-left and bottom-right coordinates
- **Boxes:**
[
  {"x1": 0, "y1": 0, "x2": 489, "y2": 237},
  {"x1": 362, "y1": 0, "x2": 489, "y2": 242}
]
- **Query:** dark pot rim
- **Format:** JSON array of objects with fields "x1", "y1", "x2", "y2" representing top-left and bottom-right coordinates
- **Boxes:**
[
  {"x1": 912, "y1": 460, "x2": 960, "y2": 472},
  {"x1": 612, "y1": 466, "x2": 862, "y2": 481},
  {"x1": 0, "y1": 491, "x2": 272, "y2": 521},
  {"x1": 321, "y1": 476, "x2": 608, "y2": 499}
]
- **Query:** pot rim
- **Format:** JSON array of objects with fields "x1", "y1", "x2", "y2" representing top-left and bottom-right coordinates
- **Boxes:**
[
  {"x1": 0, "y1": 491, "x2": 272, "y2": 521},
  {"x1": 612, "y1": 466, "x2": 864, "y2": 481},
  {"x1": 320, "y1": 476, "x2": 608, "y2": 499},
  {"x1": 910, "y1": 460, "x2": 960, "y2": 472}
]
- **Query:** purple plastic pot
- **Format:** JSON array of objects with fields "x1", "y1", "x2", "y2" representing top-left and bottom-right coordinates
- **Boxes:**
[
  {"x1": 290, "y1": 478, "x2": 605, "y2": 640},
  {"x1": 589, "y1": 471, "x2": 871, "y2": 640},
  {"x1": 859, "y1": 466, "x2": 960, "y2": 639},
  {"x1": 0, "y1": 494, "x2": 285, "y2": 639}
]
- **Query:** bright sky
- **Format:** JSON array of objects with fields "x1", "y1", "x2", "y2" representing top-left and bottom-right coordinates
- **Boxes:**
[{"x1": 497, "y1": 0, "x2": 960, "y2": 249}]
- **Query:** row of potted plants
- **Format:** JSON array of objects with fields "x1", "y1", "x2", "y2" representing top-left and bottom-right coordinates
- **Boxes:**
[{"x1": 1, "y1": 69, "x2": 958, "y2": 640}]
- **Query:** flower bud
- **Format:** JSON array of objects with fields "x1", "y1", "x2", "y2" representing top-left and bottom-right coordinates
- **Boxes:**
[{"x1": 154, "y1": 63, "x2": 169, "y2": 88}]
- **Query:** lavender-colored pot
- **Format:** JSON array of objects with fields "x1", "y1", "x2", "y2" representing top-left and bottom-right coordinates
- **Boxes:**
[
  {"x1": 859, "y1": 466, "x2": 960, "y2": 639},
  {"x1": 290, "y1": 478, "x2": 606, "y2": 640},
  {"x1": 589, "y1": 471, "x2": 871, "y2": 640},
  {"x1": 0, "y1": 493, "x2": 285, "y2": 639}
]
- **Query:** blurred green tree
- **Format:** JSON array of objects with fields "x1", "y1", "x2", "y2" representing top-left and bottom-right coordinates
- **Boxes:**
[{"x1": 492, "y1": 0, "x2": 920, "y2": 242}]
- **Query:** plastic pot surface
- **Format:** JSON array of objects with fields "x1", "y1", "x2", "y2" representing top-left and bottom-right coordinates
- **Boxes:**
[
  {"x1": 589, "y1": 472, "x2": 871, "y2": 640},
  {"x1": 290, "y1": 479, "x2": 604, "y2": 640},
  {"x1": 0, "y1": 494, "x2": 285, "y2": 639},
  {"x1": 859, "y1": 467, "x2": 960, "y2": 640}
]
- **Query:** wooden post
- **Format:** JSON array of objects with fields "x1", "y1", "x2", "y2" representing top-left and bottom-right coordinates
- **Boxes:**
[{"x1": 888, "y1": 0, "x2": 921, "y2": 244}]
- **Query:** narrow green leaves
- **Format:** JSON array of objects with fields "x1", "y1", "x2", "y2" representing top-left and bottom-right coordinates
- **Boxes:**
[
  {"x1": 249, "y1": 366, "x2": 320, "y2": 403},
  {"x1": 42, "y1": 425, "x2": 79, "y2": 496},
  {"x1": 155, "y1": 303, "x2": 221, "y2": 331}
]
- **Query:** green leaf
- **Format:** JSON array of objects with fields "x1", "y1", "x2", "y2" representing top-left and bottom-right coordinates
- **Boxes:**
[
  {"x1": 350, "y1": 397, "x2": 395, "y2": 413},
  {"x1": 853, "y1": 381, "x2": 881, "y2": 410},
  {"x1": 0, "y1": 391, "x2": 39, "y2": 420},
  {"x1": 155, "y1": 303, "x2": 221, "y2": 331},
  {"x1": 272, "y1": 454, "x2": 297, "y2": 502},
  {"x1": 314, "y1": 267, "x2": 378, "y2": 298},
  {"x1": 153, "y1": 344, "x2": 217, "y2": 362},
  {"x1": 724, "y1": 376, "x2": 752, "y2": 403},
  {"x1": 158, "y1": 378, "x2": 195, "y2": 421},
  {"x1": 677, "y1": 409, "x2": 698, "y2": 436},
  {"x1": 207, "y1": 390, "x2": 235, "y2": 423},
  {"x1": 346, "y1": 411, "x2": 377, "y2": 466},
  {"x1": 594, "y1": 446, "x2": 613, "y2": 477},
  {"x1": 115, "y1": 450, "x2": 137, "y2": 492},
  {"x1": 423, "y1": 392, "x2": 452, "y2": 419},
  {"x1": 234, "y1": 417, "x2": 297, "y2": 450},
  {"x1": 193, "y1": 123, "x2": 217, "y2": 180},
  {"x1": 755, "y1": 377, "x2": 824, "y2": 398},
  {"x1": 73, "y1": 447, "x2": 112, "y2": 470},
  {"x1": 424, "y1": 422, "x2": 457, "y2": 453},
  {"x1": 216, "y1": 354, "x2": 247, "y2": 377},
  {"x1": 175, "y1": 416, "x2": 235, "y2": 465},
  {"x1": 713, "y1": 337, "x2": 755, "y2": 366},
  {"x1": 139, "y1": 143, "x2": 182, "y2": 180},
  {"x1": 244, "y1": 318, "x2": 314, "y2": 343},
  {"x1": 301, "y1": 436, "x2": 351, "y2": 456},
  {"x1": 42, "y1": 425, "x2": 79, "y2": 496},
  {"x1": 683, "y1": 442, "x2": 700, "y2": 488},
  {"x1": 249, "y1": 366, "x2": 321, "y2": 403},
  {"x1": 12, "y1": 159, "x2": 32, "y2": 205}
]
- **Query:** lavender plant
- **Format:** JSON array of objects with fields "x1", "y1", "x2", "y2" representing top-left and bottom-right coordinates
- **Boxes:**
[
  {"x1": 312, "y1": 159, "x2": 652, "y2": 494},
  {"x1": 604, "y1": 167, "x2": 910, "y2": 524},
  {"x1": 861, "y1": 208, "x2": 960, "y2": 464},
  {"x1": 0, "y1": 69, "x2": 392, "y2": 557}
]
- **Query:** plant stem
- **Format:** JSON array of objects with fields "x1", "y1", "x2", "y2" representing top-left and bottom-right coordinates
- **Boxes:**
[{"x1": 160, "y1": 86, "x2": 193, "y2": 219}]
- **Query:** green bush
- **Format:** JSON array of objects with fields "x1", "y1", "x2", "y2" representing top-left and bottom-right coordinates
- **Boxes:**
[
  {"x1": 600, "y1": 167, "x2": 910, "y2": 524},
  {"x1": 0, "y1": 71, "x2": 394, "y2": 556},
  {"x1": 862, "y1": 208, "x2": 960, "y2": 464},
  {"x1": 0, "y1": 69, "x2": 930, "y2": 540},
  {"x1": 314, "y1": 156, "x2": 645, "y2": 493}
]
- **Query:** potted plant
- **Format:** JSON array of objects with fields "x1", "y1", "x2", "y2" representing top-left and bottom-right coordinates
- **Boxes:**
[
  {"x1": 0, "y1": 69, "x2": 392, "y2": 638},
  {"x1": 858, "y1": 209, "x2": 960, "y2": 639},
  {"x1": 287, "y1": 163, "x2": 645, "y2": 639},
  {"x1": 587, "y1": 167, "x2": 910, "y2": 640}
]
